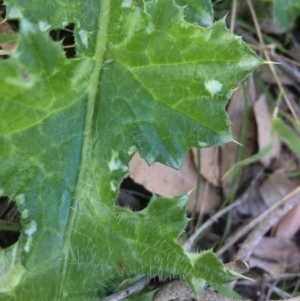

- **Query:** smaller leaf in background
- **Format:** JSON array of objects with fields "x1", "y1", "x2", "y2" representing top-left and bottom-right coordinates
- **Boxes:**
[
  {"x1": 259, "y1": 169, "x2": 290, "y2": 207},
  {"x1": 249, "y1": 237, "x2": 300, "y2": 278},
  {"x1": 253, "y1": 94, "x2": 281, "y2": 167},
  {"x1": 272, "y1": 117, "x2": 300, "y2": 156},
  {"x1": 192, "y1": 147, "x2": 221, "y2": 187},
  {"x1": 273, "y1": 0, "x2": 300, "y2": 31}
]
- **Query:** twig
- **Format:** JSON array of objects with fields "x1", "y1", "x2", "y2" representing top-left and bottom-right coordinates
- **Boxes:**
[
  {"x1": 236, "y1": 186, "x2": 300, "y2": 260},
  {"x1": 217, "y1": 186, "x2": 300, "y2": 257},
  {"x1": 184, "y1": 200, "x2": 242, "y2": 251},
  {"x1": 266, "y1": 280, "x2": 292, "y2": 300},
  {"x1": 230, "y1": 0, "x2": 238, "y2": 33},
  {"x1": 102, "y1": 276, "x2": 151, "y2": 301}
]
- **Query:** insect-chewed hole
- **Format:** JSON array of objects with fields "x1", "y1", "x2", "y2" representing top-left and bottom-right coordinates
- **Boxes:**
[
  {"x1": 49, "y1": 23, "x2": 76, "y2": 58},
  {"x1": 115, "y1": 177, "x2": 152, "y2": 211},
  {"x1": 0, "y1": 196, "x2": 21, "y2": 249}
]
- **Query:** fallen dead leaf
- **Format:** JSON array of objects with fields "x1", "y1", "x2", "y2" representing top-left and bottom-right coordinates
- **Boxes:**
[
  {"x1": 253, "y1": 94, "x2": 281, "y2": 167},
  {"x1": 249, "y1": 237, "x2": 300, "y2": 278},
  {"x1": 259, "y1": 169, "x2": 290, "y2": 207},
  {"x1": 191, "y1": 147, "x2": 221, "y2": 188}
]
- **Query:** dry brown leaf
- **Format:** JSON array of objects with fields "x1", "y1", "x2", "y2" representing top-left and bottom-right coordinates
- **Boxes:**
[
  {"x1": 253, "y1": 94, "x2": 281, "y2": 167},
  {"x1": 259, "y1": 169, "x2": 290, "y2": 207},
  {"x1": 249, "y1": 237, "x2": 300, "y2": 278},
  {"x1": 272, "y1": 203, "x2": 300, "y2": 239},
  {"x1": 191, "y1": 147, "x2": 221, "y2": 187},
  {"x1": 272, "y1": 178, "x2": 300, "y2": 239},
  {"x1": 220, "y1": 76, "x2": 257, "y2": 197},
  {"x1": 129, "y1": 152, "x2": 220, "y2": 214},
  {"x1": 0, "y1": 17, "x2": 18, "y2": 52}
]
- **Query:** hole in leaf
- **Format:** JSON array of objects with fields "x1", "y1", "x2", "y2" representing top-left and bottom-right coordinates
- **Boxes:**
[
  {"x1": 116, "y1": 177, "x2": 152, "y2": 211},
  {"x1": 0, "y1": 196, "x2": 21, "y2": 249},
  {"x1": 49, "y1": 23, "x2": 76, "y2": 58}
]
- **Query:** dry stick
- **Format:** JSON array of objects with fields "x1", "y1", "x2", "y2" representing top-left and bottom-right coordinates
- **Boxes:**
[
  {"x1": 266, "y1": 280, "x2": 292, "y2": 300},
  {"x1": 184, "y1": 168, "x2": 264, "y2": 252},
  {"x1": 102, "y1": 276, "x2": 151, "y2": 301},
  {"x1": 184, "y1": 199, "x2": 242, "y2": 251},
  {"x1": 229, "y1": 0, "x2": 238, "y2": 33},
  {"x1": 246, "y1": 0, "x2": 300, "y2": 124},
  {"x1": 217, "y1": 186, "x2": 300, "y2": 257},
  {"x1": 236, "y1": 186, "x2": 300, "y2": 260}
]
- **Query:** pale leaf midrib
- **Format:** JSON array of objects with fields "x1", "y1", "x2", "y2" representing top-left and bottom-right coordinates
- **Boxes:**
[{"x1": 56, "y1": 1, "x2": 111, "y2": 299}]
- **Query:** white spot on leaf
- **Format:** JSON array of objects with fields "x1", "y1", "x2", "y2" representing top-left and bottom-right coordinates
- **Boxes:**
[
  {"x1": 205, "y1": 80, "x2": 222, "y2": 95},
  {"x1": 198, "y1": 141, "x2": 209, "y2": 147},
  {"x1": 38, "y1": 21, "x2": 51, "y2": 32},
  {"x1": 7, "y1": 7, "x2": 22, "y2": 18},
  {"x1": 128, "y1": 146, "x2": 137, "y2": 155},
  {"x1": 0, "y1": 189, "x2": 4, "y2": 196},
  {"x1": 16, "y1": 194, "x2": 25, "y2": 205},
  {"x1": 108, "y1": 151, "x2": 122, "y2": 171},
  {"x1": 24, "y1": 220, "x2": 37, "y2": 253},
  {"x1": 22, "y1": 209, "x2": 29, "y2": 219},
  {"x1": 21, "y1": 20, "x2": 35, "y2": 33},
  {"x1": 110, "y1": 181, "x2": 117, "y2": 192},
  {"x1": 122, "y1": 0, "x2": 132, "y2": 8},
  {"x1": 200, "y1": 13, "x2": 213, "y2": 26},
  {"x1": 79, "y1": 29, "x2": 88, "y2": 48},
  {"x1": 146, "y1": 22, "x2": 154, "y2": 34}
]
